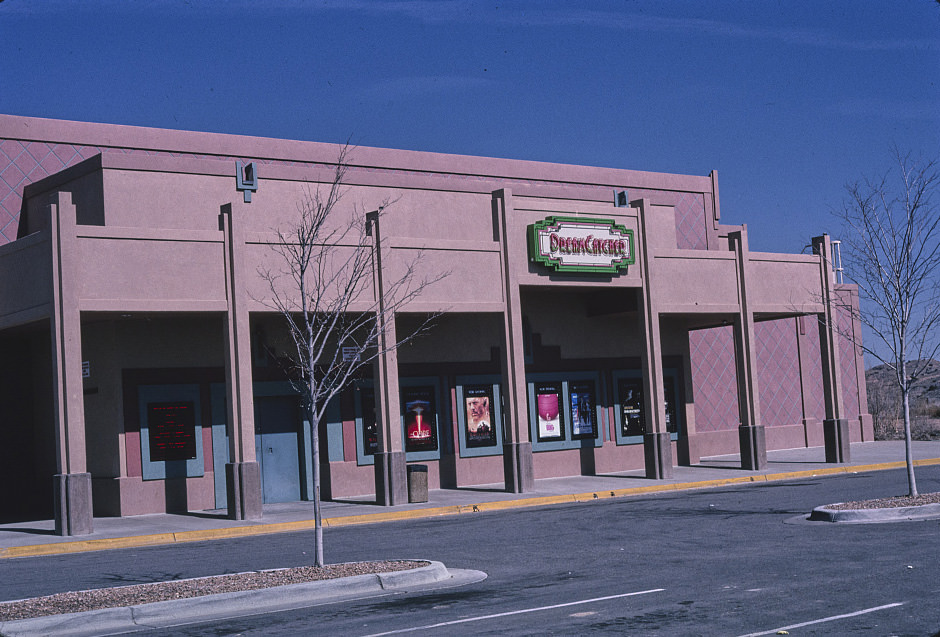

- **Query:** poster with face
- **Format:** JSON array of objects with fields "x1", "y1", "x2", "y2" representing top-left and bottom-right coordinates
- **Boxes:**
[
  {"x1": 147, "y1": 401, "x2": 198, "y2": 462},
  {"x1": 535, "y1": 382, "x2": 564, "y2": 441},
  {"x1": 465, "y1": 384, "x2": 497, "y2": 448},
  {"x1": 403, "y1": 386, "x2": 438, "y2": 453},
  {"x1": 619, "y1": 378, "x2": 645, "y2": 437},
  {"x1": 360, "y1": 388, "x2": 378, "y2": 456},
  {"x1": 569, "y1": 381, "x2": 596, "y2": 439}
]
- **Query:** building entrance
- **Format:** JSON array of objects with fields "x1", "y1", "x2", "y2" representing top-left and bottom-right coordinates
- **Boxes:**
[{"x1": 254, "y1": 395, "x2": 303, "y2": 503}]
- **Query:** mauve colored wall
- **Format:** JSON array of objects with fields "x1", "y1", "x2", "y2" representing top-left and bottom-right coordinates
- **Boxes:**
[{"x1": 0, "y1": 115, "x2": 869, "y2": 490}]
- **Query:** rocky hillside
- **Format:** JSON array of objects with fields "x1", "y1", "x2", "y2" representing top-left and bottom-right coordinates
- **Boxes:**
[{"x1": 866, "y1": 359, "x2": 940, "y2": 440}]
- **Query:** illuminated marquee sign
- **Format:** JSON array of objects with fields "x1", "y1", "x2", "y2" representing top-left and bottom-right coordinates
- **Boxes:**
[{"x1": 528, "y1": 216, "x2": 635, "y2": 274}]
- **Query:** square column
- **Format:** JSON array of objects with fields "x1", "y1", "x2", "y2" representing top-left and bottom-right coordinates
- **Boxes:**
[
  {"x1": 373, "y1": 319, "x2": 407, "y2": 505},
  {"x1": 635, "y1": 198, "x2": 674, "y2": 479},
  {"x1": 49, "y1": 192, "x2": 94, "y2": 535},
  {"x1": 729, "y1": 228, "x2": 766, "y2": 470},
  {"x1": 369, "y1": 210, "x2": 408, "y2": 505},
  {"x1": 221, "y1": 203, "x2": 262, "y2": 520},
  {"x1": 493, "y1": 189, "x2": 534, "y2": 493},
  {"x1": 813, "y1": 235, "x2": 850, "y2": 463}
]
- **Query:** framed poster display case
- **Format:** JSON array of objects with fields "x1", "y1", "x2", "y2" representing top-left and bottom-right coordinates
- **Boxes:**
[
  {"x1": 354, "y1": 377, "x2": 446, "y2": 465},
  {"x1": 455, "y1": 375, "x2": 504, "y2": 458},
  {"x1": 612, "y1": 369, "x2": 682, "y2": 445},
  {"x1": 526, "y1": 371, "x2": 605, "y2": 452},
  {"x1": 137, "y1": 383, "x2": 205, "y2": 480}
]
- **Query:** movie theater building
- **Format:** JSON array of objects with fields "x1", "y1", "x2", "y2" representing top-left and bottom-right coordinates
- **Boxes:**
[{"x1": 0, "y1": 115, "x2": 871, "y2": 535}]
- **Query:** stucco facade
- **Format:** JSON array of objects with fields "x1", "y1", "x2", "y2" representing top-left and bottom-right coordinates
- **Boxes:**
[{"x1": 0, "y1": 115, "x2": 872, "y2": 534}]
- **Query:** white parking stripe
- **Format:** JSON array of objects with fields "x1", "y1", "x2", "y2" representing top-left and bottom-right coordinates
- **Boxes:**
[
  {"x1": 736, "y1": 602, "x2": 905, "y2": 637},
  {"x1": 363, "y1": 588, "x2": 666, "y2": 636}
]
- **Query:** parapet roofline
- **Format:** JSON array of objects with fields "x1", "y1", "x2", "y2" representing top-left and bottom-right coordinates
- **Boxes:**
[
  {"x1": 20, "y1": 152, "x2": 692, "y2": 205},
  {"x1": 0, "y1": 113, "x2": 714, "y2": 194}
]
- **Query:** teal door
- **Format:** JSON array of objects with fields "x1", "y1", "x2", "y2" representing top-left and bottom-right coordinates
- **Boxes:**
[{"x1": 254, "y1": 396, "x2": 303, "y2": 503}]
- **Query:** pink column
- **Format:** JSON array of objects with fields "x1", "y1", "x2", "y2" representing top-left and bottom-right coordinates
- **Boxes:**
[
  {"x1": 729, "y1": 227, "x2": 767, "y2": 470},
  {"x1": 494, "y1": 189, "x2": 534, "y2": 492},
  {"x1": 635, "y1": 198, "x2": 674, "y2": 479},
  {"x1": 49, "y1": 191, "x2": 93, "y2": 535},
  {"x1": 221, "y1": 202, "x2": 262, "y2": 519}
]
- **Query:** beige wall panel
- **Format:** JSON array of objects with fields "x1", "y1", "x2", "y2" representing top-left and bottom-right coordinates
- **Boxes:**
[
  {"x1": 381, "y1": 247, "x2": 504, "y2": 310},
  {"x1": 748, "y1": 256, "x2": 821, "y2": 312},
  {"x1": 376, "y1": 189, "x2": 499, "y2": 244},
  {"x1": 513, "y1": 197, "x2": 622, "y2": 216},
  {"x1": 242, "y1": 241, "x2": 377, "y2": 312},
  {"x1": 77, "y1": 238, "x2": 226, "y2": 304},
  {"x1": 103, "y1": 171, "x2": 235, "y2": 231},
  {"x1": 652, "y1": 254, "x2": 738, "y2": 309}
]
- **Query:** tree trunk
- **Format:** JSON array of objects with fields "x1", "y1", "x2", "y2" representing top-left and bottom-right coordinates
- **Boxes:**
[
  {"x1": 308, "y1": 392, "x2": 324, "y2": 566},
  {"x1": 902, "y1": 386, "x2": 918, "y2": 497}
]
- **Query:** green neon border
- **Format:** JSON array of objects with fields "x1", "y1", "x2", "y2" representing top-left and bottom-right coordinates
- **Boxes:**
[{"x1": 527, "y1": 216, "x2": 636, "y2": 274}]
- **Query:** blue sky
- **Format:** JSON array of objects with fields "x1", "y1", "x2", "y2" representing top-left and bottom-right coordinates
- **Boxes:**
[{"x1": 1, "y1": 0, "x2": 937, "y2": 254}]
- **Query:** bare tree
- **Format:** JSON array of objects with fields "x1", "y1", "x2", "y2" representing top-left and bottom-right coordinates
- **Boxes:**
[
  {"x1": 835, "y1": 150, "x2": 940, "y2": 497},
  {"x1": 260, "y1": 146, "x2": 445, "y2": 565}
]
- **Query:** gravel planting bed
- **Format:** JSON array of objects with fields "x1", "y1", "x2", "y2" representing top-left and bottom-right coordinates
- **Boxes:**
[
  {"x1": 823, "y1": 492, "x2": 940, "y2": 510},
  {"x1": 0, "y1": 560, "x2": 427, "y2": 622}
]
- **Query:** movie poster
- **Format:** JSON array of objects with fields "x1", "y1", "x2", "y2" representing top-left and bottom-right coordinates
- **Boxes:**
[
  {"x1": 535, "y1": 382, "x2": 564, "y2": 441},
  {"x1": 619, "y1": 378, "x2": 645, "y2": 437},
  {"x1": 569, "y1": 381, "x2": 597, "y2": 439},
  {"x1": 464, "y1": 384, "x2": 497, "y2": 448},
  {"x1": 147, "y1": 401, "x2": 198, "y2": 462},
  {"x1": 360, "y1": 388, "x2": 378, "y2": 456},
  {"x1": 403, "y1": 386, "x2": 438, "y2": 453}
]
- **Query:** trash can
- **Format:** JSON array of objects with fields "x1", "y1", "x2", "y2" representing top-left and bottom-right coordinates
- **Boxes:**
[{"x1": 407, "y1": 464, "x2": 428, "y2": 503}]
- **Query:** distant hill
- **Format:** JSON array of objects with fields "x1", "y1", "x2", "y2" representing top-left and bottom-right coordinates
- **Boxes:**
[{"x1": 865, "y1": 360, "x2": 940, "y2": 440}]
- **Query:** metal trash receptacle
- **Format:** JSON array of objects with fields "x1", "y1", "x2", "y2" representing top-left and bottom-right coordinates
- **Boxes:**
[{"x1": 407, "y1": 464, "x2": 428, "y2": 503}]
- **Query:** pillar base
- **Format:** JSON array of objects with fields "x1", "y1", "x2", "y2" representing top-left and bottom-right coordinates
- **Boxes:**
[
  {"x1": 503, "y1": 441, "x2": 534, "y2": 493},
  {"x1": 677, "y1": 434, "x2": 700, "y2": 466},
  {"x1": 53, "y1": 473, "x2": 94, "y2": 536},
  {"x1": 226, "y1": 461, "x2": 262, "y2": 520},
  {"x1": 739, "y1": 424, "x2": 767, "y2": 470},
  {"x1": 823, "y1": 418, "x2": 851, "y2": 463},
  {"x1": 644, "y1": 432, "x2": 674, "y2": 479},
  {"x1": 374, "y1": 451, "x2": 407, "y2": 506}
]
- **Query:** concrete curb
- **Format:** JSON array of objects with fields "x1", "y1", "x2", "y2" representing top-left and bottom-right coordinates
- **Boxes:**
[
  {"x1": 3, "y1": 457, "x2": 939, "y2": 560},
  {"x1": 809, "y1": 502, "x2": 940, "y2": 523},
  {"x1": 0, "y1": 561, "x2": 487, "y2": 637}
]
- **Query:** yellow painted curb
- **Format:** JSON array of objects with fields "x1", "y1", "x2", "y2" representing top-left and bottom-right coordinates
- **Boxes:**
[{"x1": 3, "y1": 457, "x2": 939, "y2": 559}]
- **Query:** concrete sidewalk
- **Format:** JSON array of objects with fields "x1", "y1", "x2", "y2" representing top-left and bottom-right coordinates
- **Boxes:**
[{"x1": 3, "y1": 440, "x2": 939, "y2": 559}]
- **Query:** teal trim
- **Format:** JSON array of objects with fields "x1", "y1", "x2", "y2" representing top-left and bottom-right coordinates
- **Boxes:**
[
  {"x1": 138, "y1": 384, "x2": 205, "y2": 481},
  {"x1": 455, "y1": 375, "x2": 504, "y2": 458},
  {"x1": 612, "y1": 369, "x2": 682, "y2": 445},
  {"x1": 527, "y1": 371, "x2": 606, "y2": 452},
  {"x1": 209, "y1": 383, "x2": 228, "y2": 509}
]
